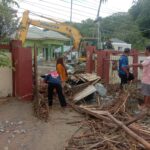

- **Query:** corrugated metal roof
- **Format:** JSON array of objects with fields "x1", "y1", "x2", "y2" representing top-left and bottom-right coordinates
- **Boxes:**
[
  {"x1": 110, "y1": 38, "x2": 128, "y2": 44},
  {"x1": 27, "y1": 27, "x2": 70, "y2": 41}
]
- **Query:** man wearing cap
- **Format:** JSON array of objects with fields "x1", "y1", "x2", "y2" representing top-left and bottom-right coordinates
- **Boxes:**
[{"x1": 118, "y1": 48, "x2": 134, "y2": 88}]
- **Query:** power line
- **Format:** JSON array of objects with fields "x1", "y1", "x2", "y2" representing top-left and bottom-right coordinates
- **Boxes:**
[
  {"x1": 18, "y1": 3, "x2": 132, "y2": 29},
  {"x1": 39, "y1": 0, "x2": 98, "y2": 16},
  {"x1": 18, "y1": 7, "x2": 87, "y2": 22},
  {"x1": 21, "y1": 0, "x2": 122, "y2": 23},
  {"x1": 17, "y1": 9, "x2": 68, "y2": 22},
  {"x1": 12, "y1": 5, "x2": 150, "y2": 33},
  {"x1": 59, "y1": 0, "x2": 119, "y2": 14},
  {"x1": 17, "y1": 0, "x2": 150, "y2": 32},
  {"x1": 21, "y1": 0, "x2": 97, "y2": 18},
  {"x1": 18, "y1": 7, "x2": 150, "y2": 35},
  {"x1": 73, "y1": 0, "x2": 129, "y2": 13},
  {"x1": 19, "y1": 0, "x2": 127, "y2": 24},
  {"x1": 35, "y1": 0, "x2": 119, "y2": 15},
  {"x1": 20, "y1": 2, "x2": 72, "y2": 20}
]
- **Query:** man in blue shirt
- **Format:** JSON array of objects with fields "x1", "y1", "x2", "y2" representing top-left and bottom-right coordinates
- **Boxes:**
[{"x1": 118, "y1": 48, "x2": 134, "y2": 88}]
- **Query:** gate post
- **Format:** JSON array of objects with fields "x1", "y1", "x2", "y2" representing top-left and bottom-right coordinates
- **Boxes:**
[
  {"x1": 10, "y1": 40, "x2": 33, "y2": 101},
  {"x1": 86, "y1": 46, "x2": 96, "y2": 73}
]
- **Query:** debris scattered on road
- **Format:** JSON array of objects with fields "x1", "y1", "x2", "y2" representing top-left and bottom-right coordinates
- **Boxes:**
[{"x1": 65, "y1": 93, "x2": 150, "y2": 150}]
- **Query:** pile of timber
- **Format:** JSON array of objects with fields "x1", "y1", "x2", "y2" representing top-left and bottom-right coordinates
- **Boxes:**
[
  {"x1": 33, "y1": 93, "x2": 49, "y2": 122},
  {"x1": 65, "y1": 73, "x2": 100, "y2": 103},
  {"x1": 65, "y1": 103, "x2": 150, "y2": 150},
  {"x1": 33, "y1": 73, "x2": 100, "y2": 122},
  {"x1": 33, "y1": 80, "x2": 49, "y2": 122}
]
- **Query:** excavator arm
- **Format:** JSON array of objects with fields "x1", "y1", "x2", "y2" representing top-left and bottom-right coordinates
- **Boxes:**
[{"x1": 18, "y1": 10, "x2": 82, "y2": 49}]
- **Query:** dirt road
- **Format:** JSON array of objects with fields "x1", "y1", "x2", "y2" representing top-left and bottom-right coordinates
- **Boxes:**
[{"x1": 0, "y1": 98, "x2": 84, "y2": 150}]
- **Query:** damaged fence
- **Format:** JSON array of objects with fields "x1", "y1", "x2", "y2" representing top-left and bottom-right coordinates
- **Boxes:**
[{"x1": 86, "y1": 46, "x2": 146, "y2": 84}]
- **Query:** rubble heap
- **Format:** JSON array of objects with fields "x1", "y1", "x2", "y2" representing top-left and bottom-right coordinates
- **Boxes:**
[{"x1": 64, "y1": 74, "x2": 150, "y2": 150}]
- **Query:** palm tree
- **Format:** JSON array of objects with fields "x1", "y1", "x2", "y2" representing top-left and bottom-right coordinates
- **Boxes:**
[{"x1": 97, "y1": 0, "x2": 108, "y2": 17}]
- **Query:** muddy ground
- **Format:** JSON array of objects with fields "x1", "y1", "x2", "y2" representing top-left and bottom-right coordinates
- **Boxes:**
[{"x1": 0, "y1": 98, "x2": 84, "y2": 150}]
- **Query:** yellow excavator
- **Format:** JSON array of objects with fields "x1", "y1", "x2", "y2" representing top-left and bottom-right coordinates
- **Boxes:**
[{"x1": 18, "y1": 10, "x2": 82, "y2": 50}]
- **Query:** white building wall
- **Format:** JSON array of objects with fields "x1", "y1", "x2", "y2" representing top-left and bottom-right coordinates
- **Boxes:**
[
  {"x1": 112, "y1": 43, "x2": 131, "y2": 51},
  {"x1": 0, "y1": 53, "x2": 12, "y2": 97}
]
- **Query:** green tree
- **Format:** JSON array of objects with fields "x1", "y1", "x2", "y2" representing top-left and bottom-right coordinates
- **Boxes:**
[
  {"x1": 129, "y1": 0, "x2": 150, "y2": 38},
  {"x1": 71, "y1": 0, "x2": 150, "y2": 50},
  {"x1": 100, "y1": 12, "x2": 149, "y2": 50},
  {"x1": 0, "y1": 0, "x2": 18, "y2": 41},
  {"x1": 73, "y1": 19, "x2": 97, "y2": 37},
  {"x1": 0, "y1": 0, "x2": 18, "y2": 67}
]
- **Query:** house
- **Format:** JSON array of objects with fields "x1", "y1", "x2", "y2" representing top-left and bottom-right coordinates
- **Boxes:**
[
  {"x1": 110, "y1": 38, "x2": 131, "y2": 51},
  {"x1": 24, "y1": 27, "x2": 70, "y2": 61}
]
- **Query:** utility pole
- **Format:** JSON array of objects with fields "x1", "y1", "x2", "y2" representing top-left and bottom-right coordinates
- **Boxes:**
[
  {"x1": 96, "y1": 0, "x2": 103, "y2": 49},
  {"x1": 70, "y1": 0, "x2": 73, "y2": 22},
  {"x1": 70, "y1": 0, "x2": 73, "y2": 62}
]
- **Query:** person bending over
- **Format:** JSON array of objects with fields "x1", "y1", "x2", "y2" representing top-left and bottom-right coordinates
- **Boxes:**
[{"x1": 44, "y1": 71, "x2": 67, "y2": 107}]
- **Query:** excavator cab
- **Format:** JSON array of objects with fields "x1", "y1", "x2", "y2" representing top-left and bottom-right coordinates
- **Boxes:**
[{"x1": 78, "y1": 38, "x2": 98, "y2": 62}]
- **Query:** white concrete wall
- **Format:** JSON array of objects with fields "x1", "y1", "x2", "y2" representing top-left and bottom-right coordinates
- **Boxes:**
[
  {"x1": 0, "y1": 53, "x2": 12, "y2": 97},
  {"x1": 112, "y1": 43, "x2": 131, "y2": 51}
]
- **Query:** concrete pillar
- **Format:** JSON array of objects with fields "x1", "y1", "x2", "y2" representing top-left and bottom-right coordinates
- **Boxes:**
[{"x1": 61, "y1": 45, "x2": 64, "y2": 56}]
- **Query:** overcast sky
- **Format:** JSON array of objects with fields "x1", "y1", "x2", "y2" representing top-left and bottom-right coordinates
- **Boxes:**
[{"x1": 17, "y1": 0, "x2": 133, "y2": 23}]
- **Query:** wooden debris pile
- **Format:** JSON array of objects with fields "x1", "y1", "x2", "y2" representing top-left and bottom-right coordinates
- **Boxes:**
[
  {"x1": 33, "y1": 73, "x2": 100, "y2": 121},
  {"x1": 100, "y1": 91, "x2": 129, "y2": 115},
  {"x1": 65, "y1": 104, "x2": 150, "y2": 150},
  {"x1": 65, "y1": 73, "x2": 100, "y2": 102},
  {"x1": 33, "y1": 79, "x2": 49, "y2": 122},
  {"x1": 65, "y1": 84, "x2": 150, "y2": 150},
  {"x1": 33, "y1": 93, "x2": 49, "y2": 122},
  {"x1": 65, "y1": 119, "x2": 148, "y2": 150}
]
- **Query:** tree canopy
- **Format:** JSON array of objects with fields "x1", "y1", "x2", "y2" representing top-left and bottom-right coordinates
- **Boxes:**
[
  {"x1": 129, "y1": 0, "x2": 150, "y2": 38},
  {"x1": 0, "y1": 0, "x2": 18, "y2": 68},
  {"x1": 71, "y1": 0, "x2": 150, "y2": 50},
  {"x1": 0, "y1": 0, "x2": 18, "y2": 41}
]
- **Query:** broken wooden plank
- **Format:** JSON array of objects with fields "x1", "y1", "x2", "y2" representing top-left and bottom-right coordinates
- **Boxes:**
[
  {"x1": 79, "y1": 73, "x2": 100, "y2": 82},
  {"x1": 73, "y1": 85, "x2": 96, "y2": 103}
]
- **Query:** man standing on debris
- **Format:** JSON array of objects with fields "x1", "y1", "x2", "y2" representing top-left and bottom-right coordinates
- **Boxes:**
[
  {"x1": 44, "y1": 71, "x2": 67, "y2": 107},
  {"x1": 131, "y1": 45, "x2": 150, "y2": 110},
  {"x1": 118, "y1": 48, "x2": 134, "y2": 88},
  {"x1": 56, "y1": 57, "x2": 68, "y2": 87}
]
